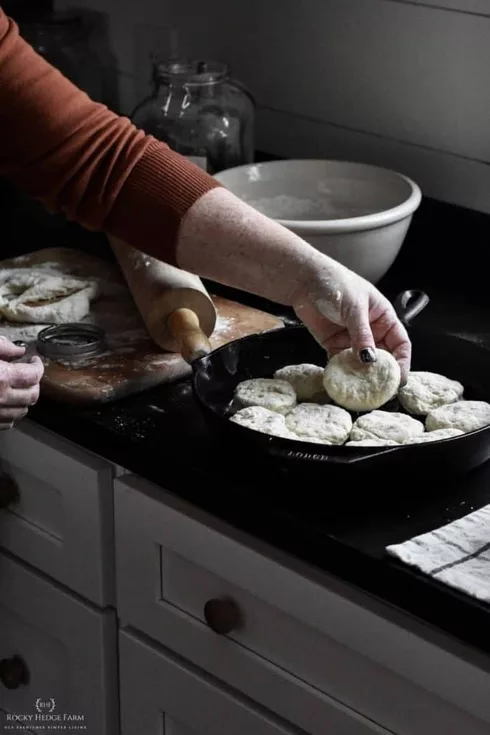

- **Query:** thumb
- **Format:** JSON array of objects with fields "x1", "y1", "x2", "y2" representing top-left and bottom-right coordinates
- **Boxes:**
[
  {"x1": 346, "y1": 306, "x2": 377, "y2": 364},
  {"x1": 0, "y1": 335, "x2": 26, "y2": 360}
]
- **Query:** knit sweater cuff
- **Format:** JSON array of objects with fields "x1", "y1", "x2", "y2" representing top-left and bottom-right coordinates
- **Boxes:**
[{"x1": 106, "y1": 139, "x2": 222, "y2": 265}]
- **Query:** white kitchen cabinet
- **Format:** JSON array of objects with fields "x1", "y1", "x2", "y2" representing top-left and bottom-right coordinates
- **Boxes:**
[
  {"x1": 119, "y1": 626, "x2": 391, "y2": 735},
  {"x1": 0, "y1": 552, "x2": 118, "y2": 735},
  {"x1": 120, "y1": 628, "x2": 305, "y2": 735},
  {"x1": 3, "y1": 416, "x2": 490, "y2": 735},
  {"x1": 115, "y1": 474, "x2": 490, "y2": 735},
  {"x1": 0, "y1": 420, "x2": 115, "y2": 606}
]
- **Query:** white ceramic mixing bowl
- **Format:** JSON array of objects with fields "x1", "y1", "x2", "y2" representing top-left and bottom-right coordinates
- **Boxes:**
[{"x1": 214, "y1": 159, "x2": 422, "y2": 283}]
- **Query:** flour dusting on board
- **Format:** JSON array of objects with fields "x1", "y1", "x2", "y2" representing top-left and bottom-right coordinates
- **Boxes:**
[
  {"x1": 0, "y1": 247, "x2": 283, "y2": 401},
  {"x1": 0, "y1": 254, "x2": 149, "y2": 364},
  {"x1": 213, "y1": 314, "x2": 235, "y2": 336}
]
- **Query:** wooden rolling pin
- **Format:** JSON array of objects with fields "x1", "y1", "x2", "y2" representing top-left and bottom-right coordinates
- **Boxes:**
[{"x1": 109, "y1": 236, "x2": 217, "y2": 361}]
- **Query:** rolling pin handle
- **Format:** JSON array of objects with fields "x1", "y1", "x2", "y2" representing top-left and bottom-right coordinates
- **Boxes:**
[{"x1": 167, "y1": 308, "x2": 212, "y2": 364}]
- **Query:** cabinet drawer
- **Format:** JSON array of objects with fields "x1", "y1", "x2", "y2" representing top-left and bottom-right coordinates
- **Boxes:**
[
  {"x1": 115, "y1": 476, "x2": 490, "y2": 735},
  {"x1": 0, "y1": 420, "x2": 115, "y2": 605},
  {"x1": 120, "y1": 629, "x2": 304, "y2": 735},
  {"x1": 119, "y1": 630, "x2": 389, "y2": 735},
  {"x1": 0, "y1": 552, "x2": 118, "y2": 735}
]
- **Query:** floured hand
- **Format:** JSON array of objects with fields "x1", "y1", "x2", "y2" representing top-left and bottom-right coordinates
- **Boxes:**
[
  {"x1": 0, "y1": 336, "x2": 44, "y2": 429},
  {"x1": 293, "y1": 260, "x2": 411, "y2": 382}
]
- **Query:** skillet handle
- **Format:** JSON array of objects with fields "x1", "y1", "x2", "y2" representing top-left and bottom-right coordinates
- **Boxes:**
[
  {"x1": 167, "y1": 308, "x2": 212, "y2": 364},
  {"x1": 394, "y1": 289, "x2": 430, "y2": 326}
]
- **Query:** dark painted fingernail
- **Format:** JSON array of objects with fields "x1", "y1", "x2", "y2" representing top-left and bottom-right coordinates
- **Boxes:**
[{"x1": 360, "y1": 348, "x2": 377, "y2": 363}]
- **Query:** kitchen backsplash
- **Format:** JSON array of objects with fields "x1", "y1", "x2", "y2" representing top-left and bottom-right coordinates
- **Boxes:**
[{"x1": 52, "y1": 0, "x2": 490, "y2": 215}]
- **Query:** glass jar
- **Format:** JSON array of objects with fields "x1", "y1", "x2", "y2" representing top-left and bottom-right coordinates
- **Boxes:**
[{"x1": 132, "y1": 60, "x2": 255, "y2": 174}]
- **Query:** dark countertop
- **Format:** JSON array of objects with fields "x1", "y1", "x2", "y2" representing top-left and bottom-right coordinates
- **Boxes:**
[{"x1": 3, "y1": 175, "x2": 490, "y2": 659}]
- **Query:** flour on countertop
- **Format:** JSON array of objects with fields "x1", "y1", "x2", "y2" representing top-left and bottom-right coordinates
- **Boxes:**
[{"x1": 213, "y1": 315, "x2": 235, "y2": 335}]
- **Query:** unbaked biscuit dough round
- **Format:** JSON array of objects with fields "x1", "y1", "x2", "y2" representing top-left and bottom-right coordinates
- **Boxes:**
[
  {"x1": 403, "y1": 428, "x2": 464, "y2": 444},
  {"x1": 285, "y1": 403, "x2": 352, "y2": 444},
  {"x1": 426, "y1": 400, "x2": 490, "y2": 434},
  {"x1": 398, "y1": 371, "x2": 464, "y2": 415},
  {"x1": 346, "y1": 438, "x2": 399, "y2": 447},
  {"x1": 274, "y1": 364, "x2": 328, "y2": 402},
  {"x1": 350, "y1": 410, "x2": 424, "y2": 444},
  {"x1": 233, "y1": 378, "x2": 297, "y2": 414},
  {"x1": 229, "y1": 406, "x2": 289, "y2": 437},
  {"x1": 323, "y1": 348, "x2": 401, "y2": 412}
]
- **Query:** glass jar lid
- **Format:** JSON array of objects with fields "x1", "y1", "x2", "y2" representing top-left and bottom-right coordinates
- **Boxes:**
[{"x1": 155, "y1": 59, "x2": 228, "y2": 87}]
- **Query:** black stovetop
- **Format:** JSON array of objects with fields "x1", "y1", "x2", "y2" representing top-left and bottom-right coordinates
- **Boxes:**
[{"x1": 3, "y1": 172, "x2": 490, "y2": 658}]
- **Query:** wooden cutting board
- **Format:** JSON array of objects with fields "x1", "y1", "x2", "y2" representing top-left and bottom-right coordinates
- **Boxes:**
[{"x1": 0, "y1": 247, "x2": 283, "y2": 404}]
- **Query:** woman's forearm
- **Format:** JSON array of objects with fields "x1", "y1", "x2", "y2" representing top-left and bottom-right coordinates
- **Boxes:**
[{"x1": 176, "y1": 187, "x2": 339, "y2": 307}]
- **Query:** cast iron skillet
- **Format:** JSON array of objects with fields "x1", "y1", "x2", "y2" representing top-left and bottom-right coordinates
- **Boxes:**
[{"x1": 189, "y1": 290, "x2": 490, "y2": 476}]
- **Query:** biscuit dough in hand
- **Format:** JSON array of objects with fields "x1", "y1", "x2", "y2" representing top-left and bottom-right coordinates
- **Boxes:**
[{"x1": 323, "y1": 347, "x2": 401, "y2": 412}]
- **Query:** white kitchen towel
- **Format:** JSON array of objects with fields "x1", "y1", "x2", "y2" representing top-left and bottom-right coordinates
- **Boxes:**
[{"x1": 386, "y1": 504, "x2": 490, "y2": 602}]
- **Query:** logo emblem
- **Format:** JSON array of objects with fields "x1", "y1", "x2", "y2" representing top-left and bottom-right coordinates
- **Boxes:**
[{"x1": 35, "y1": 698, "x2": 56, "y2": 714}]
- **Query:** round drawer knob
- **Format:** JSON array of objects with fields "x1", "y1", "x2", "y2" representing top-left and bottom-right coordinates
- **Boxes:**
[
  {"x1": 0, "y1": 475, "x2": 19, "y2": 509},
  {"x1": 203, "y1": 596, "x2": 242, "y2": 635},
  {"x1": 0, "y1": 655, "x2": 30, "y2": 689}
]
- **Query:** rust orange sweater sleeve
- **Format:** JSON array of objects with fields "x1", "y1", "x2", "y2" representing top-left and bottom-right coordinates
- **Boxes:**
[{"x1": 0, "y1": 9, "x2": 221, "y2": 264}]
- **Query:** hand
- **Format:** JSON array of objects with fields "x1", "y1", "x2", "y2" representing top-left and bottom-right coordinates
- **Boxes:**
[
  {"x1": 0, "y1": 337, "x2": 44, "y2": 430},
  {"x1": 293, "y1": 260, "x2": 411, "y2": 381}
]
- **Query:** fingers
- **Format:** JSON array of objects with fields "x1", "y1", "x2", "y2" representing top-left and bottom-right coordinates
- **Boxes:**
[
  {"x1": 0, "y1": 335, "x2": 26, "y2": 360},
  {"x1": 0, "y1": 357, "x2": 43, "y2": 428},
  {"x1": 345, "y1": 302, "x2": 377, "y2": 365},
  {"x1": 2, "y1": 384, "x2": 40, "y2": 408},
  {"x1": 0, "y1": 353, "x2": 44, "y2": 432},
  {"x1": 4, "y1": 357, "x2": 44, "y2": 390},
  {"x1": 0, "y1": 407, "x2": 28, "y2": 425},
  {"x1": 28, "y1": 355, "x2": 44, "y2": 374},
  {"x1": 295, "y1": 293, "x2": 411, "y2": 380},
  {"x1": 383, "y1": 319, "x2": 412, "y2": 382}
]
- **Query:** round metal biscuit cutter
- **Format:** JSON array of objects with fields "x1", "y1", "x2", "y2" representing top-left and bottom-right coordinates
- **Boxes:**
[{"x1": 24, "y1": 323, "x2": 107, "y2": 361}]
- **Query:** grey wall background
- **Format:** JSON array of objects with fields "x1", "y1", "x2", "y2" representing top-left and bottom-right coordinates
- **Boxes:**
[{"x1": 56, "y1": 0, "x2": 490, "y2": 215}]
